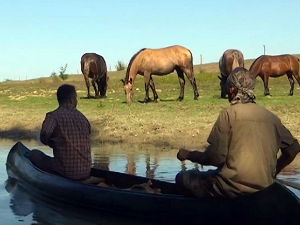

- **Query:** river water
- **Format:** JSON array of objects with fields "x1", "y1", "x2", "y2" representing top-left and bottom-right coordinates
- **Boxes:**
[{"x1": 0, "y1": 140, "x2": 299, "y2": 225}]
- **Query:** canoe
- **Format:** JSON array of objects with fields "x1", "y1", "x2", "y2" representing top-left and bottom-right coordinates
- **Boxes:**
[{"x1": 6, "y1": 142, "x2": 300, "y2": 225}]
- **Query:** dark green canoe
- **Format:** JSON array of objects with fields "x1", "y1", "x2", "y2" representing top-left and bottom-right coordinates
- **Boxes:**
[{"x1": 6, "y1": 142, "x2": 300, "y2": 225}]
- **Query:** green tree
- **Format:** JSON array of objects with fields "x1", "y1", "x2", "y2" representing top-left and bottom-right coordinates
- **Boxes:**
[
  {"x1": 115, "y1": 61, "x2": 126, "y2": 71},
  {"x1": 59, "y1": 64, "x2": 68, "y2": 80}
]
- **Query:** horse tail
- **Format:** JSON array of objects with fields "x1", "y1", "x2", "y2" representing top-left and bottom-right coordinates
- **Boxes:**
[
  {"x1": 125, "y1": 48, "x2": 146, "y2": 83},
  {"x1": 232, "y1": 51, "x2": 239, "y2": 71},
  {"x1": 249, "y1": 55, "x2": 263, "y2": 77},
  {"x1": 187, "y1": 49, "x2": 194, "y2": 74},
  {"x1": 80, "y1": 56, "x2": 86, "y2": 74}
]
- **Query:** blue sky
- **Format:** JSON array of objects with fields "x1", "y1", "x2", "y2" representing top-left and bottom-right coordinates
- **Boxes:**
[{"x1": 0, "y1": 0, "x2": 299, "y2": 81}]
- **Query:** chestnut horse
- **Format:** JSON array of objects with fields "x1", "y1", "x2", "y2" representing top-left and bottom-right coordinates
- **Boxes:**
[
  {"x1": 218, "y1": 49, "x2": 244, "y2": 98},
  {"x1": 81, "y1": 53, "x2": 108, "y2": 98},
  {"x1": 121, "y1": 45, "x2": 199, "y2": 103},
  {"x1": 249, "y1": 55, "x2": 300, "y2": 96}
]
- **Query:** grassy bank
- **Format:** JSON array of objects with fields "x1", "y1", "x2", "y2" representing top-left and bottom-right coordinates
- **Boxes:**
[{"x1": 0, "y1": 62, "x2": 299, "y2": 150}]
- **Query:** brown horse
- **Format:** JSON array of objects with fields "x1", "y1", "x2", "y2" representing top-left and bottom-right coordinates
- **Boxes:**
[
  {"x1": 81, "y1": 53, "x2": 108, "y2": 98},
  {"x1": 218, "y1": 49, "x2": 244, "y2": 98},
  {"x1": 121, "y1": 45, "x2": 199, "y2": 103},
  {"x1": 249, "y1": 55, "x2": 300, "y2": 96}
]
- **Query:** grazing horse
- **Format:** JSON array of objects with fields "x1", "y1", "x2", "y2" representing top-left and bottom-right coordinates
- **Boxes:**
[
  {"x1": 121, "y1": 45, "x2": 199, "y2": 103},
  {"x1": 81, "y1": 53, "x2": 108, "y2": 98},
  {"x1": 249, "y1": 55, "x2": 300, "y2": 96},
  {"x1": 218, "y1": 49, "x2": 244, "y2": 98}
]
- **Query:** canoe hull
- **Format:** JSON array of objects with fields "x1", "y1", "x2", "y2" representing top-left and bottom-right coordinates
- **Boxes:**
[{"x1": 6, "y1": 142, "x2": 300, "y2": 225}]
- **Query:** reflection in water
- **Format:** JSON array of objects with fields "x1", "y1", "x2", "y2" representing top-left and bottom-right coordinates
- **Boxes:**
[
  {"x1": 91, "y1": 144, "x2": 204, "y2": 181},
  {"x1": 5, "y1": 178, "x2": 155, "y2": 225},
  {"x1": 126, "y1": 154, "x2": 136, "y2": 175},
  {"x1": 145, "y1": 154, "x2": 158, "y2": 179},
  {"x1": 93, "y1": 155, "x2": 110, "y2": 170}
]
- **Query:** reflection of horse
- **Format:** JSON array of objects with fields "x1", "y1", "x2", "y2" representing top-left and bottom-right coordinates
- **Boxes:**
[
  {"x1": 249, "y1": 55, "x2": 300, "y2": 96},
  {"x1": 121, "y1": 45, "x2": 199, "y2": 103},
  {"x1": 218, "y1": 49, "x2": 244, "y2": 98},
  {"x1": 81, "y1": 53, "x2": 108, "y2": 98}
]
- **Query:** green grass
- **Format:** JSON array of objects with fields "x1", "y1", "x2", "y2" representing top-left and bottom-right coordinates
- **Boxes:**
[{"x1": 0, "y1": 63, "x2": 299, "y2": 149}]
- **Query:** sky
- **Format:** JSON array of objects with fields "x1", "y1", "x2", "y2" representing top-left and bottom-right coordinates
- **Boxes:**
[{"x1": 0, "y1": 0, "x2": 299, "y2": 81}]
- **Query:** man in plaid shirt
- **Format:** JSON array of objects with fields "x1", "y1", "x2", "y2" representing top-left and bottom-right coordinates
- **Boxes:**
[{"x1": 29, "y1": 84, "x2": 91, "y2": 180}]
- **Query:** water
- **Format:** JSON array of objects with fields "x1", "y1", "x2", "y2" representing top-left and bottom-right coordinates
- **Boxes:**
[{"x1": 0, "y1": 140, "x2": 299, "y2": 225}]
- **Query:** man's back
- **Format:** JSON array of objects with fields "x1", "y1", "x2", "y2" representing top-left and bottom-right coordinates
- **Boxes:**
[
  {"x1": 214, "y1": 103, "x2": 294, "y2": 197},
  {"x1": 41, "y1": 104, "x2": 91, "y2": 180}
]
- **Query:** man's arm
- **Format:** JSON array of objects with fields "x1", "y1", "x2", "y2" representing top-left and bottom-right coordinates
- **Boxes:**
[
  {"x1": 275, "y1": 121, "x2": 300, "y2": 175},
  {"x1": 40, "y1": 113, "x2": 56, "y2": 147},
  {"x1": 177, "y1": 148, "x2": 207, "y2": 164},
  {"x1": 276, "y1": 140, "x2": 300, "y2": 175},
  {"x1": 177, "y1": 147, "x2": 224, "y2": 167},
  {"x1": 177, "y1": 110, "x2": 230, "y2": 167}
]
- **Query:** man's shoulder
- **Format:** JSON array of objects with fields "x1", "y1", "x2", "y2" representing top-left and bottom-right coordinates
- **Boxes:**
[
  {"x1": 45, "y1": 108, "x2": 59, "y2": 117},
  {"x1": 74, "y1": 109, "x2": 90, "y2": 123},
  {"x1": 228, "y1": 102, "x2": 268, "y2": 112},
  {"x1": 227, "y1": 103, "x2": 280, "y2": 122}
]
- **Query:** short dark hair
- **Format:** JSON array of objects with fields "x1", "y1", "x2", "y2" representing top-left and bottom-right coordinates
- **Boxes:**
[{"x1": 57, "y1": 84, "x2": 76, "y2": 105}]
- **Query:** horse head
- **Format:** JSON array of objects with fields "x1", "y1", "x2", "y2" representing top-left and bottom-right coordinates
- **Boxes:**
[
  {"x1": 124, "y1": 82, "x2": 134, "y2": 103},
  {"x1": 219, "y1": 75, "x2": 228, "y2": 98}
]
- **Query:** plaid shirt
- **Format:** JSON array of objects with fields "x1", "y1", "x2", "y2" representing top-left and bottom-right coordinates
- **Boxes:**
[{"x1": 40, "y1": 104, "x2": 91, "y2": 180}]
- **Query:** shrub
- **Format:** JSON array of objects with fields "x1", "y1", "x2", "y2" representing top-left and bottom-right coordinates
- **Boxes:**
[
  {"x1": 59, "y1": 64, "x2": 68, "y2": 80},
  {"x1": 115, "y1": 61, "x2": 126, "y2": 71}
]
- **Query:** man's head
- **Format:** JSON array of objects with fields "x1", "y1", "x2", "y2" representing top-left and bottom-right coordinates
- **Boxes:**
[
  {"x1": 57, "y1": 84, "x2": 77, "y2": 107},
  {"x1": 226, "y1": 67, "x2": 256, "y2": 104}
]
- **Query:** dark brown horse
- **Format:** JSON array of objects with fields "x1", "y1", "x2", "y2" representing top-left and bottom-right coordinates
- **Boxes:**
[
  {"x1": 81, "y1": 53, "x2": 108, "y2": 98},
  {"x1": 249, "y1": 55, "x2": 300, "y2": 96},
  {"x1": 218, "y1": 49, "x2": 244, "y2": 98},
  {"x1": 121, "y1": 45, "x2": 199, "y2": 103}
]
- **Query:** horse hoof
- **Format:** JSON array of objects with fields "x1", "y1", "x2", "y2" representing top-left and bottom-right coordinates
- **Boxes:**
[
  {"x1": 177, "y1": 97, "x2": 183, "y2": 101},
  {"x1": 142, "y1": 98, "x2": 152, "y2": 103}
]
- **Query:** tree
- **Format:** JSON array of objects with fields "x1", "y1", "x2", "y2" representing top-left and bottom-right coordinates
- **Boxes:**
[
  {"x1": 115, "y1": 61, "x2": 126, "y2": 71},
  {"x1": 59, "y1": 64, "x2": 68, "y2": 80}
]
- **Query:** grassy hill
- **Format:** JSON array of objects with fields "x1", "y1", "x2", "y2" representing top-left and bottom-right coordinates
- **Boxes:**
[{"x1": 0, "y1": 58, "x2": 299, "y2": 150}]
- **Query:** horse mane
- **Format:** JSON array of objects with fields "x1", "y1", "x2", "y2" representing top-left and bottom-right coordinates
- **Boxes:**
[
  {"x1": 125, "y1": 48, "x2": 146, "y2": 83},
  {"x1": 249, "y1": 55, "x2": 263, "y2": 72}
]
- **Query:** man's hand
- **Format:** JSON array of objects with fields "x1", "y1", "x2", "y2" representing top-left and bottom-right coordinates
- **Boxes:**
[{"x1": 177, "y1": 148, "x2": 191, "y2": 161}]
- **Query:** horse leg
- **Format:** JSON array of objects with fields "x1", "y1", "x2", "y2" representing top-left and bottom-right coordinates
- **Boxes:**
[
  {"x1": 149, "y1": 76, "x2": 159, "y2": 102},
  {"x1": 287, "y1": 73, "x2": 295, "y2": 96},
  {"x1": 291, "y1": 71, "x2": 300, "y2": 94},
  {"x1": 176, "y1": 68, "x2": 185, "y2": 101},
  {"x1": 143, "y1": 72, "x2": 152, "y2": 103},
  {"x1": 99, "y1": 74, "x2": 108, "y2": 98},
  {"x1": 262, "y1": 74, "x2": 270, "y2": 96},
  {"x1": 183, "y1": 68, "x2": 199, "y2": 100},
  {"x1": 83, "y1": 74, "x2": 91, "y2": 98},
  {"x1": 91, "y1": 77, "x2": 99, "y2": 98}
]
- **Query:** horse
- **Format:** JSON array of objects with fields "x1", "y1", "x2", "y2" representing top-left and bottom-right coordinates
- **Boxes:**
[
  {"x1": 81, "y1": 53, "x2": 108, "y2": 98},
  {"x1": 218, "y1": 49, "x2": 244, "y2": 98},
  {"x1": 121, "y1": 45, "x2": 199, "y2": 103},
  {"x1": 249, "y1": 55, "x2": 300, "y2": 96}
]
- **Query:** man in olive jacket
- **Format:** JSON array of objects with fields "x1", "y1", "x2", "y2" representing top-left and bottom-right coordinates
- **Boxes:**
[{"x1": 176, "y1": 68, "x2": 300, "y2": 198}]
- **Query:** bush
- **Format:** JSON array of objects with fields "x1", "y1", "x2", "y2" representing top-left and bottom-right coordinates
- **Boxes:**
[
  {"x1": 59, "y1": 64, "x2": 68, "y2": 80},
  {"x1": 115, "y1": 61, "x2": 126, "y2": 71},
  {"x1": 50, "y1": 72, "x2": 57, "y2": 77}
]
